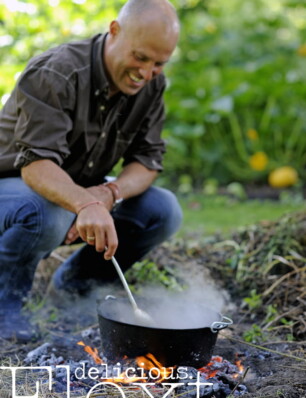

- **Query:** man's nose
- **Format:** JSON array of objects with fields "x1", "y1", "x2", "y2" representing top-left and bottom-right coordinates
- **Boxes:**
[{"x1": 139, "y1": 64, "x2": 160, "y2": 81}]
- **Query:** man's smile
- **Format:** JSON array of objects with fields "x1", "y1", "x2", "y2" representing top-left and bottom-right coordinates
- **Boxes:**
[{"x1": 128, "y1": 71, "x2": 144, "y2": 84}]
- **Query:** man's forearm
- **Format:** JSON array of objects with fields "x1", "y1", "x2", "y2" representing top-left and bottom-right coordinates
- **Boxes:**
[
  {"x1": 21, "y1": 159, "x2": 118, "y2": 259},
  {"x1": 21, "y1": 159, "x2": 99, "y2": 213},
  {"x1": 20, "y1": 159, "x2": 156, "y2": 258},
  {"x1": 114, "y1": 162, "x2": 158, "y2": 199},
  {"x1": 21, "y1": 160, "x2": 157, "y2": 209}
]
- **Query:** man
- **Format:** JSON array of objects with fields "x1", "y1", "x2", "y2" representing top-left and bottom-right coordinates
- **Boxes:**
[{"x1": 0, "y1": 0, "x2": 182, "y2": 342}]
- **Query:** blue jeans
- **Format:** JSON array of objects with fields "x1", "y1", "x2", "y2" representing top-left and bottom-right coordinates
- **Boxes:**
[{"x1": 0, "y1": 178, "x2": 182, "y2": 309}]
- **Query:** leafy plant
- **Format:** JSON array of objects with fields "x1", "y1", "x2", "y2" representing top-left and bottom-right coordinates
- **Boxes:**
[
  {"x1": 264, "y1": 304, "x2": 279, "y2": 324},
  {"x1": 243, "y1": 290, "x2": 262, "y2": 311},
  {"x1": 163, "y1": 0, "x2": 306, "y2": 187},
  {"x1": 243, "y1": 323, "x2": 267, "y2": 343},
  {"x1": 1, "y1": 0, "x2": 306, "y2": 187},
  {"x1": 125, "y1": 259, "x2": 185, "y2": 291}
]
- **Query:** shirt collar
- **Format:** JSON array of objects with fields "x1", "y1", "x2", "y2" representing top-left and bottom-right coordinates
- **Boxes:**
[
  {"x1": 92, "y1": 33, "x2": 110, "y2": 99},
  {"x1": 92, "y1": 33, "x2": 128, "y2": 102}
]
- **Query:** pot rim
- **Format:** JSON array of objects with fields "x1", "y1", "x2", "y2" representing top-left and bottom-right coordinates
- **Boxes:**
[{"x1": 97, "y1": 295, "x2": 233, "y2": 332}]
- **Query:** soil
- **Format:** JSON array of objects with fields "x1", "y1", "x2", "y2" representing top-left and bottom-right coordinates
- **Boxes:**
[{"x1": 0, "y1": 242, "x2": 305, "y2": 398}]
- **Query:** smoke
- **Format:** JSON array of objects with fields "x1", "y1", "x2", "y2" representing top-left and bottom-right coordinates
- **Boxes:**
[
  {"x1": 41, "y1": 271, "x2": 230, "y2": 331},
  {"x1": 40, "y1": 282, "x2": 136, "y2": 330},
  {"x1": 98, "y1": 282, "x2": 229, "y2": 330}
]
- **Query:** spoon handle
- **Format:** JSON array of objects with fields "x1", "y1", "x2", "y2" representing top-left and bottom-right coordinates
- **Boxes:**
[{"x1": 110, "y1": 255, "x2": 138, "y2": 312}]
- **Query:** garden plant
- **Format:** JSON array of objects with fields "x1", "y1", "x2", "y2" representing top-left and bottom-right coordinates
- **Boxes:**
[{"x1": 1, "y1": 0, "x2": 306, "y2": 189}]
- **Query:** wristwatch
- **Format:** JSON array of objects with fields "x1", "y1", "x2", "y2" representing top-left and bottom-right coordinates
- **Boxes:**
[{"x1": 103, "y1": 181, "x2": 123, "y2": 208}]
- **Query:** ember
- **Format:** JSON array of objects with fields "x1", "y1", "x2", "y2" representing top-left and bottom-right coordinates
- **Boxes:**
[
  {"x1": 78, "y1": 341, "x2": 176, "y2": 384},
  {"x1": 198, "y1": 355, "x2": 244, "y2": 380},
  {"x1": 76, "y1": 342, "x2": 248, "y2": 397},
  {"x1": 1, "y1": 333, "x2": 248, "y2": 397},
  {"x1": 176, "y1": 356, "x2": 247, "y2": 397}
]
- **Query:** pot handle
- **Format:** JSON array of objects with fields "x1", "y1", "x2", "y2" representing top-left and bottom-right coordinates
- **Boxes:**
[
  {"x1": 210, "y1": 316, "x2": 233, "y2": 333},
  {"x1": 105, "y1": 295, "x2": 117, "y2": 300}
]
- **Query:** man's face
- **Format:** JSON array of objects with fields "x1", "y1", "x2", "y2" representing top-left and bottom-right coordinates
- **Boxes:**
[{"x1": 105, "y1": 20, "x2": 178, "y2": 96}]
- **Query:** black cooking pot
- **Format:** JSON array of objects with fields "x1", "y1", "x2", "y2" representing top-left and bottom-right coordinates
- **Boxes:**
[{"x1": 97, "y1": 296, "x2": 232, "y2": 367}]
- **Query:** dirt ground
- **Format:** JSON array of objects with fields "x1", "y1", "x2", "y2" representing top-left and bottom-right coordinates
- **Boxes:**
[{"x1": 0, "y1": 242, "x2": 305, "y2": 398}]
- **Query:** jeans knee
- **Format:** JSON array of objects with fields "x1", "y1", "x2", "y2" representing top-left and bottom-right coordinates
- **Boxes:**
[
  {"x1": 13, "y1": 196, "x2": 75, "y2": 254},
  {"x1": 116, "y1": 186, "x2": 182, "y2": 239},
  {"x1": 38, "y1": 204, "x2": 76, "y2": 251},
  {"x1": 156, "y1": 187, "x2": 183, "y2": 238}
]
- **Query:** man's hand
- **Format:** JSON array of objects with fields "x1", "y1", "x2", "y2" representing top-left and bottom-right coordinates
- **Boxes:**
[
  {"x1": 64, "y1": 184, "x2": 114, "y2": 245},
  {"x1": 76, "y1": 202, "x2": 117, "y2": 260},
  {"x1": 22, "y1": 160, "x2": 157, "y2": 260},
  {"x1": 21, "y1": 160, "x2": 118, "y2": 259},
  {"x1": 65, "y1": 200, "x2": 117, "y2": 259}
]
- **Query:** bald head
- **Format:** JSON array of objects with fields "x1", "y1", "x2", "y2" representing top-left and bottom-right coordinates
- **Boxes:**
[
  {"x1": 117, "y1": 0, "x2": 180, "y2": 37},
  {"x1": 104, "y1": 0, "x2": 179, "y2": 96}
]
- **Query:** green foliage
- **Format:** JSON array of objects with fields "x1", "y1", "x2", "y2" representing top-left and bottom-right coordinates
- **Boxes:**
[
  {"x1": 0, "y1": 0, "x2": 126, "y2": 100},
  {"x1": 1, "y1": 0, "x2": 306, "y2": 186},
  {"x1": 125, "y1": 259, "x2": 184, "y2": 291},
  {"x1": 163, "y1": 0, "x2": 306, "y2": 186},
  {"x1": 224, "y1": 211, "x2": 306, "y2": 341},
  {"x1": 243, "y1": 289, "x2": 262, "y2": 310},
  {"x1": 242, "y1": 304, "x2": 295, "y2": 342},
  {"x1": 243, "y1": 323, "x2": 266, "y2": 343},
  {"x1": 226, "y1": 182, "x2": 247, "y2": 201},
  {"x1": 264, "y1": 304, "x2": 279, "y2": 324}
]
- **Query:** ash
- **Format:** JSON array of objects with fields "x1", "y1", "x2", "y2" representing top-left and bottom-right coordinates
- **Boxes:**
[
  {"x1": 17, "y1": 328, "x2": 248, "y2": 397},
  {"x1": 176, "y1": 364, "x2": 247, "y2": 397}
]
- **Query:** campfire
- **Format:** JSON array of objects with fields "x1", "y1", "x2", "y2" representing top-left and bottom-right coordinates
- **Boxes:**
[
  {"x1": 78, "y1": 341, "x2": 177, "y2": 384},
  {"x1": 0, "y1": 291, "x2": 247, "y2": 397},
  {"x1": 1, "y1": 226, "x2": 305, "y2": 398},
  {"x1": 74, "y1": 340, "x2": 248, "y2": 397}
]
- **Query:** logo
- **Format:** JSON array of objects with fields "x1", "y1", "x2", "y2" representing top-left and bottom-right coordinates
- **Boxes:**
[{"x1": 0, "y1": 365, "x2": 213, "y2": 398}]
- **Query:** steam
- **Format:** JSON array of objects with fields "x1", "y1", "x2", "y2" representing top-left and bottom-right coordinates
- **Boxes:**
[
  {"x1": 42, "y1": 274, "x2": 229, "y2": 331},
  {"x1": 98, "y1": 283, "x2": 228, "y2": 330}
]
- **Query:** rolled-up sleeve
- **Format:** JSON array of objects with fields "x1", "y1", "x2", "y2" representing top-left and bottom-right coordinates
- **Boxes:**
[
  {"x1": 13, "y1": 66, "x2": 75, "y2": 169},
  {"x1": 123, "y1": 85, "x2": 166, "y2": 171}
]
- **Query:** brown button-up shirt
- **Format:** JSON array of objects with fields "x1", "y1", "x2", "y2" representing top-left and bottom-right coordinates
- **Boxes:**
[{"x1": 0, "y1": 34, "x2": 166, "y2": 187}]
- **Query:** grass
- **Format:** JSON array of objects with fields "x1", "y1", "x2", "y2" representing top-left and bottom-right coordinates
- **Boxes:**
[{"x1": 177, "y1": 193, "x2": 306, "y2": 237}]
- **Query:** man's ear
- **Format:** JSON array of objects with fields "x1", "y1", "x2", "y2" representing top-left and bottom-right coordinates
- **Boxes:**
[{"x1": 109, "y1": 20, "x2": 121, "y2": 37}]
